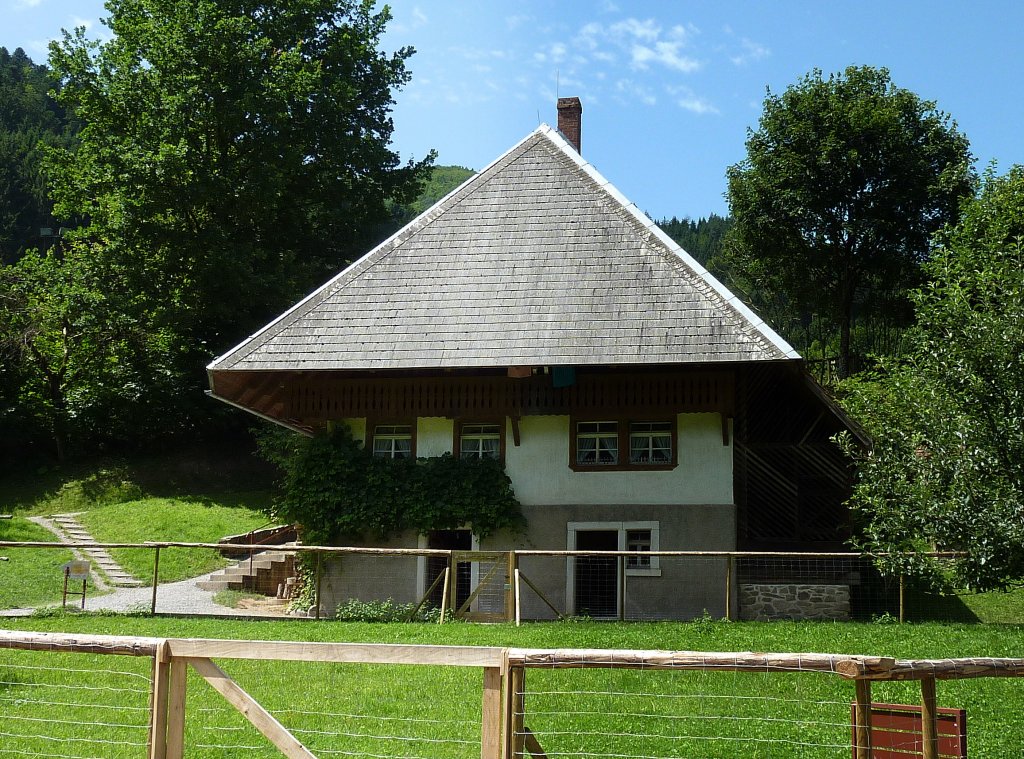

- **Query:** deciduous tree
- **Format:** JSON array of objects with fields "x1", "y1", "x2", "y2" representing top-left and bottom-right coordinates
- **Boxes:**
[
  {"x1": 842, "y1": 167, "x2": 1024, "y2": 590},
  {"x1": 44, "y1": 0, "x2": 432, "y2": 440},
  {"x1": 727, "y1": 66, "x2": 975, "y2": 377}
]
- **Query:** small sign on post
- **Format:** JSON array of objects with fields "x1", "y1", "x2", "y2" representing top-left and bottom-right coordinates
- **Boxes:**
[{"x1": 62, "y1": 560, "x2": 91, "y2": 609}]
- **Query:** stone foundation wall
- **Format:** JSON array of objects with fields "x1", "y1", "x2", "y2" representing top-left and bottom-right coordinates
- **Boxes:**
[{"x1": 739, "y1": 583, "x2": 850, "y2": 621}]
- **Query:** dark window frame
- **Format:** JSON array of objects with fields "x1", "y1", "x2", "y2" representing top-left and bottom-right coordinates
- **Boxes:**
[
  {"x1": 453, "y1": 418, "x2": 506, "y2": 464},
  {"x1": 569, "y1": 416, "x2": 678, "y2": 472}
]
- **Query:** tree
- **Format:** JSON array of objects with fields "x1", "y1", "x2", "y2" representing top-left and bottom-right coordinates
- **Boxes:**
[
  {"x1": 0, "y1": 243, "x2": 160, "y2": 460},
  {"x1": 0, "y1": 47, "x2": 72, "y2": 264},
  {"x1": 841, "y1": 167, "x2": 1024, "y2": 590},
  {"x1": 45, "y1": 0, "x2": 432, "y2": 440},
  {"x1": 726, "y1": 66, "x2": 975, "y2": 378}
]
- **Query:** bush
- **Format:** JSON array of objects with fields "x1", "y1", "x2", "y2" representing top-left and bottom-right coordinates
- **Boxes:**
[{"x1": 334, "y1": 597, "x2": 443, "y2": 623}]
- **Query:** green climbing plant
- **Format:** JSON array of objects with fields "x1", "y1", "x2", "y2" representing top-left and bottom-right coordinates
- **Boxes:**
[{"x1": 257, "y1": 425, "x2": 524, "y2": 544}]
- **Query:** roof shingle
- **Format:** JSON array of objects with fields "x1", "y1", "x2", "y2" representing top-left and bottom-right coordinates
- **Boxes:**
[{"x1": 210, "y1": 125, "x2": 798, "y2": 372}]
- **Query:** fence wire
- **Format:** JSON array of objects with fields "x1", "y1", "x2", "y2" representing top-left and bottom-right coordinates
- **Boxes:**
[
  {"x1": 183, "y1": 659, "x2": 483, "y2": 759},
  {"x1": 0, "y1": 648, "x2": 152, "y2": 759}
]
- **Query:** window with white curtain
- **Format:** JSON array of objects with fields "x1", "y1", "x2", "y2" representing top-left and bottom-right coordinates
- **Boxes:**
[
  {"x1": 576, "y1": 421, "x2": 619, "y2": 465},
  {"x1": 629, "y1": 421, "x2": 673, "y2": 464},
  {"x1": 372, "y1": 424, "x2": 413, "y2": 459},
  {"x1": 459, "y1": 423, "x2": 501, "y2": 460}
]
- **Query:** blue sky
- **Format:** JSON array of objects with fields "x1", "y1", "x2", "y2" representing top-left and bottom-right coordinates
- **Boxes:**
[{"x1": 4, "y1": 1, "x2": 1023, "y2": 219}]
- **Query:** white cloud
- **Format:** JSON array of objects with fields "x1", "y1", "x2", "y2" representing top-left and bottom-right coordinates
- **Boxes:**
[
  {"x1": 667, "y1": 85, "x2": 719, "y2": 115},
  {"x1": 600, "y1": 0, "x2": 620, "y2": 13},
  {"x1": 14, "y1": 0, "x2": 44, "y2": 8},
  {"x1": 616, "y1": 78, "x2": 657, "y2": 106},
  {"x1": 569, "y1": 17, "x2": 701, "y2": 75},
  {"x1": 610, "y1": 18, "x2": 661, "y2": 42},
  {"x1": 730, "y1": 37, "x2": 770, "y2": 66},
  {"x1": 412, "y1": 7, "x2": 428, "y2": 26},
  {"x1": 506, "y1": 14, "x2": 531, "y2": 31},
  {"x1": 630, "y1": 40, "x2": 700, "y2": 73}
]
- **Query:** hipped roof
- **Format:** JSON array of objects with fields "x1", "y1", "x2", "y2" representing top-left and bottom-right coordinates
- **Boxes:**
[{"x1": 209, "y1": 124, "x2": 798, "y2": 373}]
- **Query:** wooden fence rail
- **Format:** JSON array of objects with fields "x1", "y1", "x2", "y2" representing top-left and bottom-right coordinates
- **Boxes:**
[{"x1": 1, "y1": 629, "x2": 1023, "y2": 759}]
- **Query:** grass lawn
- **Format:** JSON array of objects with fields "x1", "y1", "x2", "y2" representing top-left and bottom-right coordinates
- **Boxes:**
[
  {"x1": 0, "y1": 448, "x2": 276, "y2": 605},
  {"x1": 0, "y1": 615, "x2": 1022, "y2": 757},
  {"x1": 77, "y1": 498, "x2": 268, "y2": 583},
  {"x1": 0, "y1": 518, "x2": 88, "y2": 608}
]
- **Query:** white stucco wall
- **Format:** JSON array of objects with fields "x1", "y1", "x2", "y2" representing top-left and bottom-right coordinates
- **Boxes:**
[
  {"x1": 506, "y1": 414, "x2": 732, "y2": 506},
  {"x1": 344, "y1": 413, "x2": 731, "y2": 506}
]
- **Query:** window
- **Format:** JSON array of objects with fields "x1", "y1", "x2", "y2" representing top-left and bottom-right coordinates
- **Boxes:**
[
  {"x1": 625, "y1": 529, "x2": 652, "y2": 569},
  {"x1": 571, "y1": 417, "x2": 677, "y2": 471},
  {"x1": 575, "y1": 421, "x2": 619, "y2": 465},
  {"x1": 459, "y1": 423, "x2": 502, "y2": 460},
  {"x1": 567, "y1": 521, "x2": 661, "y2": 582},
  {"x1": 629, "y1": 422, "x2": 673, "y2": 464},
  {"x1": 372, "y1": 424, "x2": 413, "y2": 459}
]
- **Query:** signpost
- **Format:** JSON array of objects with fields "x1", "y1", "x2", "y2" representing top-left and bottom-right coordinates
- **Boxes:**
[{"x1": 62, "y1": 560, "x2": 91, "y2": 609}]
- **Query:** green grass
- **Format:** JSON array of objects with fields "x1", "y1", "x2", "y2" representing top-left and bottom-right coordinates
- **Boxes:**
[
  {"x1": 0, "y1": 447, "x2": 277, "y2": 604},
  {"x1": 77, "y1": 498, "x2": 269, "y2": 583},
  {"x1": 0, "y1": 616, "x2": 1023, "y2": 758},
  {"x1": 0, "y1": 518, "x2": 90, "y2": 609},
  {"x1": 213, "y1": 588, "x2": 266, "y2": 608}
]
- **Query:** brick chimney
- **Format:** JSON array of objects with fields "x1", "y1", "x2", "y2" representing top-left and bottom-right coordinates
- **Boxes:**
[{"x1": 557, "y1": 97, "x2": 582, "y2": 153}]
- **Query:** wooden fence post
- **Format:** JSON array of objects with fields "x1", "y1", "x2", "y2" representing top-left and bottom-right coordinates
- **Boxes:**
[
  {"x1": 165, "y1": 656, "x2": 188, "y2": 759},
  {"x1": 617, "y1": 555, "x2": 625, "y2": 621},
  {"x1": 853, "y1": 679, "x2": 872, "y2": 759},
  {"x1": 314, "y1": 551, "x2": 322, "y2": 621},
  {"x1": 899, "y1": 573, "x2": 906, "y2": 623},
  {"x1": 921, "y1": 675, "x2": 939, "y2": 759},
  {"x1": 504, "y1": 665, "x2": 525, "y2": 759},
  {"x1": 148, "y1": 641, "x2": 170, "y2": 759},
  {"x1": 151, "y1": 547, "x2": 161, "y2": 615},
  {"x1": 481, "y1": 666, "x2": 503, "y2": 759},
  {"x1": 725, "y1": 556, "x2": 733, "y2": 621}
]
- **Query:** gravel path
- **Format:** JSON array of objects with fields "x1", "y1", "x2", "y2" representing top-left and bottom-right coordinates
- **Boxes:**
[{"x1": 0, "y1": 569, "x2": 295, "y2": 618}]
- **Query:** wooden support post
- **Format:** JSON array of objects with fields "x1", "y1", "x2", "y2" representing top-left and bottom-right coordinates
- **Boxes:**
[
  {"x1": 481, "y1": 666, "x2": 502, "y2": 759},
  {"x1": 190, "y1": 657, "x2": 316, "y2": 758},
  {"x1": 514, "y1": 568, "x2": 522, "y2": 627},
  {"x1": 314, "y1": 551, "x2": 322, "y2": 621},
  {"x1": 725, "y1": 556, "x2": 733, "y2": 621},
  {"x1": 165, "y1": 657, "x2": 188, "y2": 759},
  {"x1": 853, "y1": 679, "x2": 872, "y2": 759},
  {"x1": 921, "y1": 675, "x2": 939, "y2": 759},
  {"x1": 447, "y1": 550, "x2": 457, "y2": 618},
  {"x1": 438, "y1": 567, "x2": 450, "y2": 625},
  {"x1": 504, "y1": 665, "x2": 526, "y2": 759},
  {"x1": 505, "y1": 551, "x2": 516, "y2": 623},
  {"x1": 617, "y1": 555, "x2": 625, "y2": 621},
  {"x1": 148, "y1": 641, "x2": 170, "y2": 759},
  {"x1": 518, "y1": 571, "x2": 564, "y2": 620},
  {"x1": 151, "y1": 547, "x2": 161, "y2": 615},
  {"x1": 899, "y1": 573, "x2": 906, "y2": 624}
]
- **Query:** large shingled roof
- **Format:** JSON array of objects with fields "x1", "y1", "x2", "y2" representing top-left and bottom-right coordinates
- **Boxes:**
[{"x1": 209, "y1": 125, "x2": 798, "y2": 372}]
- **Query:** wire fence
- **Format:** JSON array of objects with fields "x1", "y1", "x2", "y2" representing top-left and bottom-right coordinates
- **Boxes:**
[
  {"x1": 0, "y1": 539, "x2": 956, "y2": 623},
  {"x1": 1, "y1": 631, "x2": 1023, "y2": 758}
]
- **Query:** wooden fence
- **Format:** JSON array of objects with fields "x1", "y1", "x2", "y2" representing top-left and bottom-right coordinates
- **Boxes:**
[
  {"x1": 0, "y1": 540, "x2": 963, "y2": 622},
  {"x1": 1, "y1": 629, "x2": 1022, "y2": 759}
]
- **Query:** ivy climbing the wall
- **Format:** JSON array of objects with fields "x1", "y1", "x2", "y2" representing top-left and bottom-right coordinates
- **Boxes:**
[{"x1": 257, "y1": 424, "x2": 524, "y2": 545}]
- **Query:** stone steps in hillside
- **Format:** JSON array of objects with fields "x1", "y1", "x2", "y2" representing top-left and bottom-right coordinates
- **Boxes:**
[
  {"x1": 197, "y1": 550, "x2": 296, "y2": 593},
  {"x1": 49, "y1": 513, "x2": 144, "y2": 587}
]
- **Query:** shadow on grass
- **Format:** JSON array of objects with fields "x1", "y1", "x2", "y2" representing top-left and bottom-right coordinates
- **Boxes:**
[{"x1": 906, "y1": 589, "x2": 982, "y2": 623}]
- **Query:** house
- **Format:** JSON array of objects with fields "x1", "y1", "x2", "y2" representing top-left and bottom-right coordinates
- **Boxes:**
[{"x1": 208, "y1": 98, "x2": 857, "y2": 620}]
